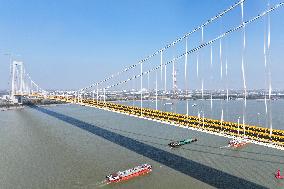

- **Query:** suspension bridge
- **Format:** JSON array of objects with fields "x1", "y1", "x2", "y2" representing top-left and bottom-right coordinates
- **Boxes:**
[{"x1": 8, "y1": 0, "x2": 284, "y2": 150}]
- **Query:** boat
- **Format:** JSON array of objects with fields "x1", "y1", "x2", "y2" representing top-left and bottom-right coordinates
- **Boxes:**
[
  {"x1": 106, "y1": 164, "x2": 152, "y2": 183},
  {"x1": 228, "y1": 138, "x2": 248, "y2": 148},
  {"x1": 168, "y1": 138, "x2": 197, "y2": 148},
  {"x1": 164, "y1": 102, "x2": 173, "y2": 105},
  {"x1": 275, "y1": 169, "x2": 284, "y2": 179}
]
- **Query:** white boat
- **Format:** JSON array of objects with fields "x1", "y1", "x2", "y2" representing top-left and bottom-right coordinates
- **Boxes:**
[{"x1": 228, "y1": 138, "x2": 248, "y2": 148}]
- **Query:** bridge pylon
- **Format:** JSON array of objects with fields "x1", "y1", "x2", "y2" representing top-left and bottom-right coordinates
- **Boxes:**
[{"x1": 10, "y1": 61, "x2": 29, "y2": 103}]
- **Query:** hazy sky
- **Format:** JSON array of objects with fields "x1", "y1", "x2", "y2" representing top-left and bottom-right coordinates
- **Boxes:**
[{"x1": 0, "y1": 0, "x2": 283, "y2": 91}]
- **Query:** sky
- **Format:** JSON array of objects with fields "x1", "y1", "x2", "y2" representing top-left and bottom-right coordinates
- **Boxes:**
[{"x1": 0, "y1": 0, "x2": 284, "y2": 91}]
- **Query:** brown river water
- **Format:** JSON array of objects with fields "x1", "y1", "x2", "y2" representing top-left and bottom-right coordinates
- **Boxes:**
[{"x1": 0, "y1": 100, "x2": 284, "y2": 189}]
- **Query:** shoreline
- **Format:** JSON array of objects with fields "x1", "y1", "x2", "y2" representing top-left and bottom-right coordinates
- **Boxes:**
[
  {"x1": 0, "y1": 102, "x2": 69, "y2": 112},
  {"x1": 0, "y1": 105, "x2": 24, "y2": 111}
]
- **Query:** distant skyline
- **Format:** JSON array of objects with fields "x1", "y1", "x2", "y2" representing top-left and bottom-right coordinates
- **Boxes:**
[{"x1": 0, "y1": 0, "x2": 284, "y2": 91}]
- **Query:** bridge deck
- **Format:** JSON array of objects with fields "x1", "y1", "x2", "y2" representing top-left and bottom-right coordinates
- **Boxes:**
[{"x1": 44, "y1": 95, "x2": 284, "y2": 149}]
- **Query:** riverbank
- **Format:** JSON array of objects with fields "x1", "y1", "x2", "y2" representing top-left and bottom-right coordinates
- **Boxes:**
[
  {"x1": 0, "y1": 105, "x2": 24, "y2": 111},
  {"x1": 0, "y1": 99, "x2": 68, "y2": 112}
]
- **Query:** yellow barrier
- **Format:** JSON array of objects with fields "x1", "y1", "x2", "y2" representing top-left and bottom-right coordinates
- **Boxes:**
[{"x1": 41, "y1": 95, "x2": 284, "y2": 147}]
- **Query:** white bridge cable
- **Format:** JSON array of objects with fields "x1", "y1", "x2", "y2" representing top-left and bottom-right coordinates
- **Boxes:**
[
  {"x1": 147, "y1": 72, "x2": 150, "y2": 91},
  {"x1": 226, "y1": 59, "x2": 228, "y2": 102},
  {"x1": 132, "y1": 69, "x2": 135, "y2": 106},
  {"x1": 266, "y1": 0, "x2": 273, "y2": 138},
  {"x1": 96, "y1": 85, "x2": 98, "y2": 104},
  {"x1": 241, "y1": 0, "x2": 247, "y2": 135},
  {"x1": 220, "y1": 39, "x2": 223, "y2": 79},
  {"x1": 220, "y1": 36, "x2": 224, "y2": 128},
  {"x1": 141, "y1": 62, "x2": 143, "y2": 115},
  {"x1": 196, "y1": 53, "x2": 199, "y2": 77},
  {"x1": 155, "y1": 69, "x2": 158, "y2": 110},
  {"x1": 185, "y1": 37, "x2": 189, "y2": 116},
  {"x1": 201, "y1": 79, "x2": 204, "y2": 99},
  {"x1": 210, "y1": 45, "x2": 213, "y2": 112},
  {"x1": 79, "y1": 0, "x2": 246, "y2": 92},
  {"x1": 25, "y1": 72, "x2": 46, "y2": 94},
  {"x1": 164, "y1": 64, "x2": 167, "y2": 92},
  {"x1": 185, "y1": 37, "x2": 188, "y2": 93},
  {"x1": 102, "y1": 2, "x2": 284, "y2": 91},
  {"x1": 161, "y1": 51, "x2": 163, "y2": 82},
  {"x1": 225, "y1": 57, "x2": 229, "y2": 122}
]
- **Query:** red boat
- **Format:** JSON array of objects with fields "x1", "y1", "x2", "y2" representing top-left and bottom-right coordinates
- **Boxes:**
[
  {"x1": 228, "y1": 138, "x2": 248, "y2": 148},
  {"x1": 106, "y1": 164, "x2": 152, "y2": 183},
  {"x1": 275, "y1": 169, "x2": 284, "y2": 179}
]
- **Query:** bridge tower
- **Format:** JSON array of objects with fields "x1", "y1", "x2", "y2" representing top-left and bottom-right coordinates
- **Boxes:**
[{"x1": 10, "y1": 61, "x2": 25, "y2": 103}]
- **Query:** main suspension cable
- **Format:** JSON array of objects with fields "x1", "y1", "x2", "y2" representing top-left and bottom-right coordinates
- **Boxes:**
[
  {"x1": 103, "y1": 2, "x2": 284, "y2": 91},
  {"x1": 79, "y1": 0, "x2": 246, "y2": 92}
]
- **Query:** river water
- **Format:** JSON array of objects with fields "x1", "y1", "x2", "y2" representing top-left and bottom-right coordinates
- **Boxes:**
[{"x1": 0, "y1": 100, "x2": 283, "y2": 189}]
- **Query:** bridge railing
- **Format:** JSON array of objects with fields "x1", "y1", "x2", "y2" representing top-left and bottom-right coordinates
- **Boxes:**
[{"x1": 43, "y1": 94, "x2": 284, "y2": 148}]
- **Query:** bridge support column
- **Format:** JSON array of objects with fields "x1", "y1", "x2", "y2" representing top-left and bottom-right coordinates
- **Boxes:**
[{"x1": 10, "y1": 61, "x2": 24, "y2": 104}]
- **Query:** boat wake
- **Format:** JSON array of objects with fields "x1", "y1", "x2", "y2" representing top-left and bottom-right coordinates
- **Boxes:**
[
  {"x1": 85, "y1": 179, "x2": 109, "y2": 188},
  {"x1": 219, "y1": 145, "x2": 230, "y2": 149}
]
